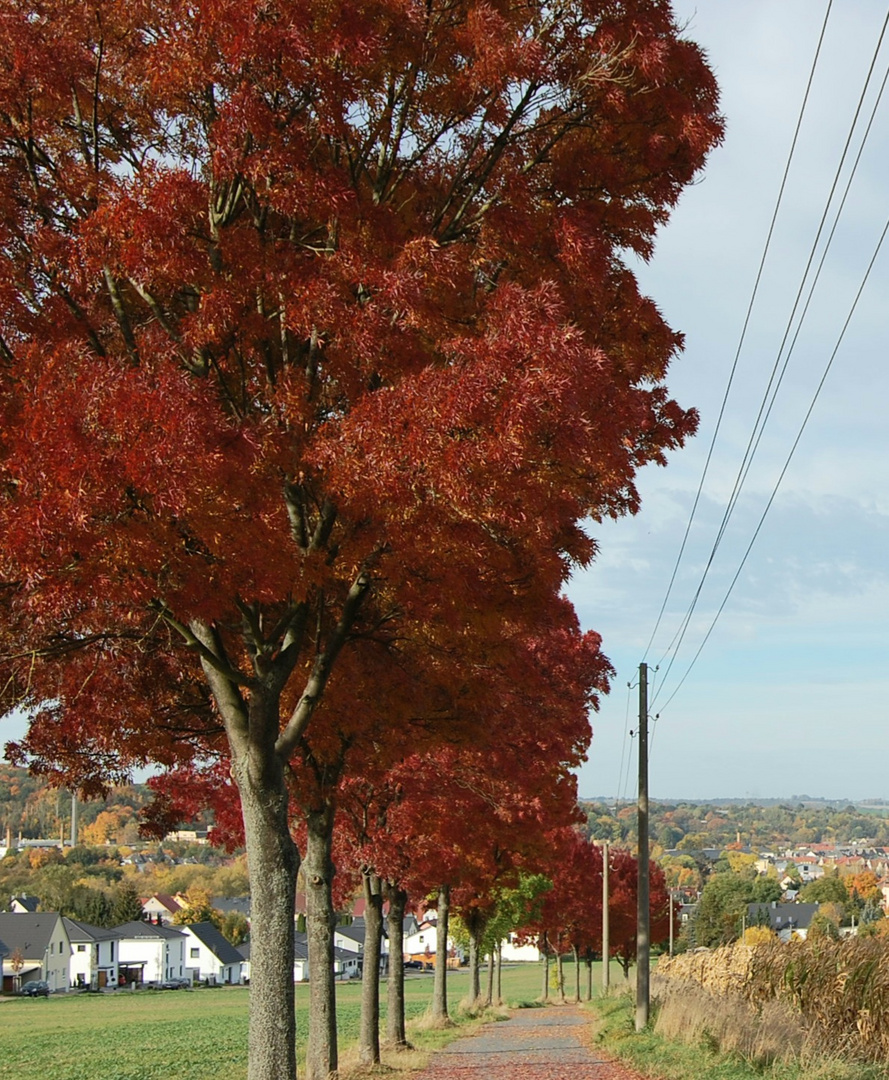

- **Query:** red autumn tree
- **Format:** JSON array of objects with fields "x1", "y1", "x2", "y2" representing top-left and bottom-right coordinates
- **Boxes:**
[
  {"x1": 608, "y1": 848, "x2": 672, "y2": 976},
  {"x1": 0, "y1": 1, "x2": 721, "y2": 1077}
]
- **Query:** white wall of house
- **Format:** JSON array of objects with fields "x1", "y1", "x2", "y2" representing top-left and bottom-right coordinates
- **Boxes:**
[
  {"x1": 181, "y1": 927, "x2": 238, "y2": 984},
  {"x1": 118, "y1": 933, "x2": 186, "y2": 984},
  {"x1": 43, "y1": 917, "x2": 71, "y2": 992},
  {"x1": 69, "y1": 940, "x2": 92, "y2": 988},
  {"x1": 403, "y1": 925, "x2": 435, "y2": 957},
  {"x1": 69, "y1": 937, "x2": 120, "y2": 989},
  {"x1": 240, "y1": 955, "x2": 309, "y2": 983},
  {"x1": 499, "y1": 934, "x2": 540, "y2": 962}
]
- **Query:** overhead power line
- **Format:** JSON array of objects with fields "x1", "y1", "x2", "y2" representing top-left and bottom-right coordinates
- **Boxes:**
[
  {"x1": 656, "y1": 211, "x2": 889, "y2": 715},
  {"x1": 650, "y1": 5, "x2": 889, "y2": 707},
  {"x1": 641, "y1": 0, "x2": 835, "y2": 664}
]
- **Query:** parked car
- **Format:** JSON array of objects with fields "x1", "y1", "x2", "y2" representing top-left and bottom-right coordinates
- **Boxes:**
[{"x1": 20, "y1": 980, "x2": 50, "y2": 997}]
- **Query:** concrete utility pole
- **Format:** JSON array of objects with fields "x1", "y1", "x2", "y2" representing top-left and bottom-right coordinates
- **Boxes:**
[
  {"x1": 635, "y1": 662, "x2": 650, "y2": 1032},
  {"x1": 601, "y1": 839, "x2": 610, "y2": 993}
]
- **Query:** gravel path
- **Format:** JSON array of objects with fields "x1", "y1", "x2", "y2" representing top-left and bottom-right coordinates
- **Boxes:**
[{"x1": 411, "y1": 1005, "x2": 648, "y2": 1080}]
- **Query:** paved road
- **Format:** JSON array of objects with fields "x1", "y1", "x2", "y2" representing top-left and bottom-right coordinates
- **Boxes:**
[{"x1": 411, "y1": 1004, "x2": 647, "y2": 1080}]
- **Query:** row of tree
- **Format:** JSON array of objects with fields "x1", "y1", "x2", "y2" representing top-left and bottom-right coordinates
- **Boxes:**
[{"x1": 0, "y1": 1, "x2": 722, "y2": 1077}]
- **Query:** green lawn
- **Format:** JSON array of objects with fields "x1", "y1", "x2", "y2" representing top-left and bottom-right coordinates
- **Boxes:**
[{"x1": 0, "y1": 964, "x2": 559, "y2": 1079}]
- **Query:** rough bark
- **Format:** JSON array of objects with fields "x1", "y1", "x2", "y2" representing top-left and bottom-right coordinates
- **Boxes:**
[
  {"x1": 573, "y1": 945, "x2": 581, "y2": 1003},
  {"x1": 232, "y1": 751, "x2": 299, "y2": 1080},
  {"x1": 556, "y1": 950, "x2": 566, "y2": 1001},
  {"x1": 585, "y1": 953, "x2": 593, "y2": 1001},
  {"x1": 466, "y1": 910, "x2": 485, "y2": 1005},
  {"x1": 541, "y1": 932, "x2": 550, "y2": 1001},
  {"x1": 485, "y1": 946, "x2": 495, "y2": 1006},
  {"x1": 384, "y1": 882, "x2": 408, "y2": 1049},
  {"x1": 305, "y1": 804, "x2": 338, "y2": 1080},
  {"x1": 431, "y1": 884, "x2": 450, "y2": 1023},
  {"x1": 494, "y1": 939, "x2": 502, "y2": 1004},
  {"x1": 358, "y1": 870, "x2": 384, "y2": 1066}
]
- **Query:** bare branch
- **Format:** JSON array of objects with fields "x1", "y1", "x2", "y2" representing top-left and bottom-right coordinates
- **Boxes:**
[{"x1": 275, "y1": 561, "x2": 376, "y2": 760}]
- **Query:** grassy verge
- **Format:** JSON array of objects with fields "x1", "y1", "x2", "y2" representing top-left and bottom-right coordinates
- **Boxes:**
[
  {"x1": 589, "y1": 990, "x2": 889, "y2": 1080},
  {"x1": 0, "y1": 963, "x2": 548, "y2": 1080}
]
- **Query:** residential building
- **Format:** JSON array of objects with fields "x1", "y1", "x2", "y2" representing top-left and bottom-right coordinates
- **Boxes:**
[
  {"x1": 62, "y1": 917, "x2": 121, "y2": 990},
  {"x1": 0, "y1": 912, "x2": 71, "y2": 992},
  {"x1": 114, "y1": 920, "x2": 187, "y2": 985},
  {"x1": 141, "y1": 893, "x2": 184, "y2": 925},
  {"x1": 747, "y1": 901, "x2": 820, "y2": 942},
  {"x1": 181, "y1": 922, "x2": 242, "y2": 984},
  {"x1": 10, "y1": 896, "x2": 40, "y2": 914}
]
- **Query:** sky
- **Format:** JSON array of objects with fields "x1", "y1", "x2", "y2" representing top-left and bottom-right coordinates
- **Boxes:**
[{"x1": 571, "y1": 0, "x2": 889, "y2": 803}]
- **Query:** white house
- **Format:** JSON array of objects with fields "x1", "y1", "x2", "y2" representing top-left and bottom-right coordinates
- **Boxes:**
[
  {"x1": 237, "y1": 933, "x2": 358, "y2": 983},
  {"x1": 238, "y1": 936, "x2": 310, "y2": 983},
  {"x1": 403, "y1": 919, "x2": 436, "y2": 962},
  {"x1": 62, "y1": 917, "x2": 120, "y2": 989},
  {"x1": 498, "y1": 933, "x2": 540, "y2": 962},
  {"x1": 114, "y1": 920, "x2": 187, "y2": 985},
  {"x1": 0, "y1": 912, "x2": 71, "y2": 992},
  {"x1": 181, "y1": 922, "x2": 242, "y2": 984},
  {"x1": 333, "y1": 918, "x2": 387, "y2": 972},
  {"x1": 10, "y1": 896, "x2": 40, "y2": 914},
  {"x1": 140, "y1": 893, "x2": 184, "y2": 925}
]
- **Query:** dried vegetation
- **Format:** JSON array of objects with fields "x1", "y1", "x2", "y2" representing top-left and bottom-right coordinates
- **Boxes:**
[{"x1": 657, "y1": 937, "x2": 889, "y2": 1065}]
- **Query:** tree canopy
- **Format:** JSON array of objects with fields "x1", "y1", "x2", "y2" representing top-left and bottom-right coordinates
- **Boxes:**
[{"x1": 0, "y1": 1, "x2": 722, "y2": 1076}]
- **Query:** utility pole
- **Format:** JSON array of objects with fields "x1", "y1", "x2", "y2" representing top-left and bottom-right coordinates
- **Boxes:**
[
  {"x1": 668, "y1": 889, "x2": 674, "y2": 957},
  {"x1": 635, "y1": 662, "x2": 650, "y2": 1032},
  {"x1": 601, "y1": 839, "x2": 610, "y2": 994}
]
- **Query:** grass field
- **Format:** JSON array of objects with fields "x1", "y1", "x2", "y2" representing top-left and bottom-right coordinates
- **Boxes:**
[{"x1": 0, "y1": 963, "x2": 564, "y2": 1080}]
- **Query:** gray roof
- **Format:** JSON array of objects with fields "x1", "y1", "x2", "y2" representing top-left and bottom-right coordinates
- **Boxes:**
[
  {"x1": 183, "y1": 922, "x2": 243, "y2": 965},
  {"x1": 747, "y1": 902, "x2": 820, "y2": 931},
  {"x1": 11, "y1": 895, "x2": 40, "y2": 912},
  {"x1": 0, "y1": 912, "x2": 65, "y2": 958},
  {"x1": 212, "y1": 897, "x2": 251, "y2": 917},
  {"x1": 62, "y1": 917, "x2": 121, "y2": 944},
  {"x1": 335, "y1": 924, "x2": 367, "y2": 945},
  {"x1": 237, "y1": 937, "x2": 308, "y2": 962},
  {"x1": 237, "y1": 932, "x2": 353, "y2": 965},
  {"x1": 112, "y1": 919, "x2": 186, "y2": 941}
]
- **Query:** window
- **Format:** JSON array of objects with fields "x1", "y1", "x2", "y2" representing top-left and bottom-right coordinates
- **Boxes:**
[
  {"x1": 77, "y1": 945, "x2": 86, "y2": 953},
  {"x1": 190, "y1": 948, "x2": 200, "y2": 959}
]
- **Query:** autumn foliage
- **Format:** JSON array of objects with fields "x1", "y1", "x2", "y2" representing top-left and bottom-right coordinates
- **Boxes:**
[{"x1": 0, "y1": 1, "x2": 721, "y2": 1076}]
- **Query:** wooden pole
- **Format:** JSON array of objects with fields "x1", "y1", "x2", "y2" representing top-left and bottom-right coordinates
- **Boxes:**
[{"x1": 635, "y1": 662, "x2": 649, "y2": 1032}]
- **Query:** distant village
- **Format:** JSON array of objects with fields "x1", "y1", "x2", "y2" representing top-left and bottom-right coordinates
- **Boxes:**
[
  {"x1": 0, "y1": 886, "x2": 536, "y2": 995},
  {"x1": 5, "y1": 782, "x2": 889, "y2": 994}
]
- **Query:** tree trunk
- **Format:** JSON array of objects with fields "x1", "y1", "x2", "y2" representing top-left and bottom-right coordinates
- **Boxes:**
[
  {"x1": 305, "y1": 804, "x2": 338, "y2": 1080},
  {"x1": 494, "y1": 939, "x2": 502, "y2": 1004},
  {"x1": 485, "y1": 945, "x2": 495, "y2": 1006},
  {"x1": 430, "y1": 884, "x2": 450, "y2": 1024},
  {"x1": 541, "y1": 932, "x2": 550, "y2": 1001},
  {"x1": 573, "y1": 945, "x2": 581, "y2": 1003},
  {"x1": 232, "y1": 752, "x2": 299, "y2": 1080},
  {"x1": 467, "y1": 911, "x2": 484, "y2": 1005},
  {"x1": 358, "y1": 870, "x2": 383, "y2": 1066},
  {"x1": 585, "y1": 953, "x2": 593, "y2": 1001},
  {"x1": 384, "y1": 882, "x2": 408, "y2": 1049},
  {"x1": 556, "y1": 949, "x2": 565, "y2": 1001}
]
